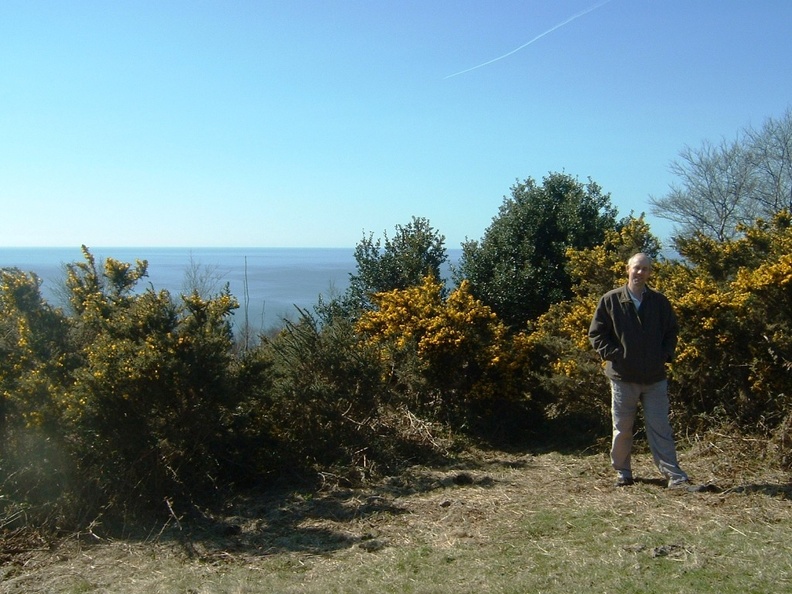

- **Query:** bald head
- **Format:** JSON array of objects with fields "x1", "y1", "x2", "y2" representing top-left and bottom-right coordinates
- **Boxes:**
[
  {"x1": 626, "y1": 253, "x2": 653, "y2": 295},
  {"x1": 627, "y1": 253, "x2": 653, "y2": 270}
]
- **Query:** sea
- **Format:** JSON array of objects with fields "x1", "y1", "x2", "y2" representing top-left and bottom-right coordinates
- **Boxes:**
[
  {"x1": 0, "y1": 247, "x2": 460, "y2": 332},
  {"x1": 0, "y1": 247, "x2": 357, "y2": 331}
]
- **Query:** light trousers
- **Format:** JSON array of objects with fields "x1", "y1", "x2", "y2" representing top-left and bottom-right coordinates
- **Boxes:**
[{"x1": 610, "y1": 379, "x2": 688, "y2": 483}]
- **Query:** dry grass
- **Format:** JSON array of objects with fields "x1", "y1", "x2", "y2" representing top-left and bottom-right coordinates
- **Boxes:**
[{"x1": 2, "y1": 433, "x2": 791, "y2": 593}]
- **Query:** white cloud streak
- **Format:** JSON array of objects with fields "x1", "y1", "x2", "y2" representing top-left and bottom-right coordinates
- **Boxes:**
[{"x1": 445, "y1": 0, "x2": 614, "y2": 79}]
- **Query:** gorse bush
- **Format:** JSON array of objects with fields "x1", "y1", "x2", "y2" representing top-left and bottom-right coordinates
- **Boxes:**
[
  {"x1": 663, "y1": 212, "x2": 792, "y2": 431},
  {"x1": 0, "y1": 267, "x2": 76, "y2": 525},
  {"x1": 0, "y1": 267, "x2": 72, "y2": 432},
  {"x1": 356, "y1": 276, "x2": 535, "y2": 438},
  {"x1": 261, "y1": 310, "x2": 387, "y2": 471},
  {"x1": 69, "y1": 250, "x2": 244, "y2": 515},
  {"x1": 1, "y1": 247, "x2": 245, "y2": 525}
]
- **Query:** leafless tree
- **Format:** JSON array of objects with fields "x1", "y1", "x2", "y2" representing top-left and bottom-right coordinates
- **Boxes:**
[
  {"x1": 650, "y1": 138, "x2": 758, "y2": 241},
  {"x1": 746, "y1": 107, "x2": 792, "y2": 215},
  {"x1": 650, "y1": 109, "x2": 792, "y2": 241}
]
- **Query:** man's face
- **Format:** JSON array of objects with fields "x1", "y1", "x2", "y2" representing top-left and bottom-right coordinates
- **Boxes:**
[{"x1": 627, "y1": 256, "x2": 652, "y2": 290}]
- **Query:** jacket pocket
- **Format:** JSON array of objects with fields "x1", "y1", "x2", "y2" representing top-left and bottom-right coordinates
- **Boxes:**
[{"x1": 610, "y1": 354, "x2": 626, "y2": 376}]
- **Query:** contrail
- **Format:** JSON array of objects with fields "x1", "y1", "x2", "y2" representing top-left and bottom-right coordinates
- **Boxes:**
[{"x1": 445, "y1": 0, "x2": 614, "y2": 79}]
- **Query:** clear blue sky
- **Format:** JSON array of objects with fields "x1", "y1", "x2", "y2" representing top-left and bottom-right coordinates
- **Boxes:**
[{"x1": 3, "y1": 0, "x2": 791, "y2": 248}]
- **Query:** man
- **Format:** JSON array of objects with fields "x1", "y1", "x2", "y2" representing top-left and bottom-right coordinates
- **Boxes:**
[{"x1": 589, "y1": 253, "x2": 695, "y2": 490}]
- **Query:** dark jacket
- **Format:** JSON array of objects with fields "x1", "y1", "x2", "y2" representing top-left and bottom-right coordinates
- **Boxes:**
[{"x1": 588, "y1": 284, "x2": 678, "y2": 384}]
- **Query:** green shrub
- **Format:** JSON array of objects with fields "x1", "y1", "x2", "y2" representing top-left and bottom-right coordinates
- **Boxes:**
[{"x1": 457, "y1": 172, "x2": 617, "y2": 328}]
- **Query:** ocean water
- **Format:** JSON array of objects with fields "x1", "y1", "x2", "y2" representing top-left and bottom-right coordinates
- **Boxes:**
[
  {"x1": 0, "y1": 247, "x2": 357, "y2": 330},
  {"x1": 0, "y1": 247, "x2": 462, "y2": 331}
]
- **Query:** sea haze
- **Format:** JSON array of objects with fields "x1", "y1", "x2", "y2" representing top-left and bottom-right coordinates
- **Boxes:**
[{"x1": 0, "y1": 247, "x2": 357, "y2": 330}]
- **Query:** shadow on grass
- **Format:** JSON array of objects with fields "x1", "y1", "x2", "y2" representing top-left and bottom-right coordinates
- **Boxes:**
[
  {"x1": 632, "y1": 477, "x2": 791, "y2": 497},
  {"x1": 174, "y1": 485, "x2": 409, "y2": 559},
  {"x1": 721, "y1": 483, "x2": 792, "y2": 499},
  {"x1": 155, "y1": 459, "x2": 512, "y2": 562}
]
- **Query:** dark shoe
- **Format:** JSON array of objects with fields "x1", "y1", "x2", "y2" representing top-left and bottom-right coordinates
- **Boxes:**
[{"x1": 616, "y1": 476, "x2": 634, "y2": 487}]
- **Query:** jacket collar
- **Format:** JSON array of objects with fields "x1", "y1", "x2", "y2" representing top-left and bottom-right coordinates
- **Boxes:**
[{"x1": 619, "y1": 284, "x2": 653, "y2": 303}]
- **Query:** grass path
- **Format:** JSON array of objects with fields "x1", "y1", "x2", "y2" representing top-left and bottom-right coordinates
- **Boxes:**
[{"x1": 3, "y1": 441, "x2": 791, "y2": 593}]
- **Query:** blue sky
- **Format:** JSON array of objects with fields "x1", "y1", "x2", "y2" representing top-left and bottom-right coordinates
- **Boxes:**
[{"x1": 2, "y1": 0, "x2": 791, "y2": 249}]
